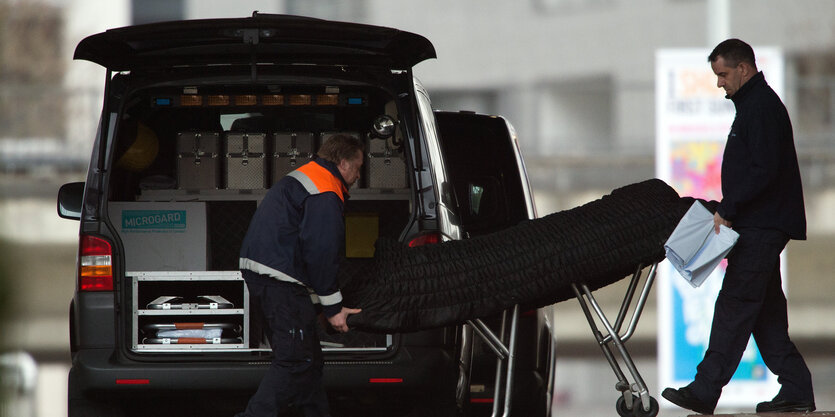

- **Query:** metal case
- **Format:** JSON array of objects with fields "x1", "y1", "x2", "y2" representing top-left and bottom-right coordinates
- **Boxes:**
[
  {"x1": 224, "y1": 132, "x2": 267, "y2": 189},
  {"x1": 367, "y1": 137, "x2": 407, "y2": 189},
  {"x1": 177, "y1": 131, "x2": 220, "y2": 190},
  {"x1": 271, "y1": 132, "x2": 316, "y2": 184}
]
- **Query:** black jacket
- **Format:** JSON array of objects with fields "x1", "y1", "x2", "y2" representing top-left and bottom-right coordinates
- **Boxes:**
[{"x1": 717, "y1": 71, "x2": 806, "y2": 240}]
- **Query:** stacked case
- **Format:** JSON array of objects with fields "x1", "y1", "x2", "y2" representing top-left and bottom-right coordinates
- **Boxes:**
[
  {"x1": 367, "y1": 137, "x2": 407, "y2": 189},
  {"x1": 224, "y1": 132, "x2": 267, "y2": 189},
  {"x1": 176, "y1": 131, "x2": 220, "y2": 190},
  {"x1": 272, "y1": 132, "x2": 316, "y2": 183},
  {"x1": 175, "y1": 131, "x2": 404, "y2": 190}
]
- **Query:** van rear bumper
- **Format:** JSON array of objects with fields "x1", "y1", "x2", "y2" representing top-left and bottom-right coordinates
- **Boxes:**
[{"x1": 69, "y1": 345, "x2": 455, "y2": 396}]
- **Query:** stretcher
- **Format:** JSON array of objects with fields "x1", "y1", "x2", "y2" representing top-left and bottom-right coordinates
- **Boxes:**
[
  {"x1": 141, "y1": 322, "x2": 242, "y2": 345},
  {"x1": 470, "y1": 262, "x2": 660, "y2": 417},
  {"x1": 146, "y1": 295, "x2": 234, "y2": 310}
]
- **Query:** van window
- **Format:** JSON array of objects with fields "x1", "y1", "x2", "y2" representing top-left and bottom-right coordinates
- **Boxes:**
[
  {"x1": 434, "y1": 112, "x2": 528, "y2": 235},
  {"x1": 220, "y1": 113, "x2": 261, "y2": 131}
]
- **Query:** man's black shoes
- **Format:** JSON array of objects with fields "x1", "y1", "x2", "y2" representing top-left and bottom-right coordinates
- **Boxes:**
[
  {"x1": 756, "y1": 397, "x2": 816, "y2": 413},
  {"x1": 661, "y1": 387, "x2": 715, "y2": 415}
]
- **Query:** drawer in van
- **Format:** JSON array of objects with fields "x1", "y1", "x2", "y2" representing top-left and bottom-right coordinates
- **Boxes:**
[
  {"x1": 146, "y1": 295, "x2": 234, "y2": 310},
  {"x1": 141, "y1": 322, "x2": 241, "y2": 344},
  {"x1": 130, "y1": 271, "x2": 249, "y2": 351}
]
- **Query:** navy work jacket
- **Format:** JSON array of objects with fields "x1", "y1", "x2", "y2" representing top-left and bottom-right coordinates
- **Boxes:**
[
  {"x1": 718, "y1": 71, "x2": 806, "y2": 240},
  {"x1": 239, "y1": 157, "x2": 349, "y2": 317}
]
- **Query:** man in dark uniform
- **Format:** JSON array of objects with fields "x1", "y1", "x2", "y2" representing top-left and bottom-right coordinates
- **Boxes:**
[
  {"x1": 236, "y1": 134, "x2": 365, "y2": 417},
  {"x1": 663, "y1": 39, "x2": 815, "y2": 415}
]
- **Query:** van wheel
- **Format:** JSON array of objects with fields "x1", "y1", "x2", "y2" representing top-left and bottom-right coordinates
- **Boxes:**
[{"x1": 68, "y1": 398, "x2": 126, "y2": 417}]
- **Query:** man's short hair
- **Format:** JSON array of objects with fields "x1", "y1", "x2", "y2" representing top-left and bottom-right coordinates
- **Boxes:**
[
  {"x1": 708, "y1": 38, "x2": 757, "y2": 70},
  {"x1": 318, "y1": 134, "x2": 364, "y2": 164}
]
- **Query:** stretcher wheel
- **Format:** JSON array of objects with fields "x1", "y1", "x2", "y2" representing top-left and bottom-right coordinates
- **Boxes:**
[
  {"x1": 616, "y1": 395, "x2": 636, "y2": 417},
  {"x1": 616, "y1": 395, "x2": 659, "y2": 417},
  {"x1": 632, "y1": 396, "x2": 659, "y2": 417}
]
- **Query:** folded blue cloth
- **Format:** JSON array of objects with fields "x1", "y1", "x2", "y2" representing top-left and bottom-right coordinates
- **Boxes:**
[{"x1": 664, "y1": 201, "x2": 739, "y2": 287}]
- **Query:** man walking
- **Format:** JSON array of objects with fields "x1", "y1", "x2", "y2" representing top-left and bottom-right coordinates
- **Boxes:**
[
  {"x1": 662, "y1": 39, "x2": 815, "y2": 415},
  {"x1": 236, "y1": 134, "x2": 365, "y2": 417}
]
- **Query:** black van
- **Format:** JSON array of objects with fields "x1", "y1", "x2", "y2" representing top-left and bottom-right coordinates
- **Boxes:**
[{"x1": 58, "y1": 13, "x2": 554, "y2": 417}]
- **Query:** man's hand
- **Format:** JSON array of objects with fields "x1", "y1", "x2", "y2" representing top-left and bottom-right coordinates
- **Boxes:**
[
  {"x1": 327, "y1": 307, "x2": 362, "y2": 333},
  {"x1": 714, "y1": 211, "x2": 732, "y2": 234}
]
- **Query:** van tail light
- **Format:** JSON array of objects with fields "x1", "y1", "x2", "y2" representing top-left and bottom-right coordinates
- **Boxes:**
[
  {"x1": 470, "y1": 398, "x2": 494, "y2": 404},
  {"x1": 116, "y1": 379, "x2": 149, "y2": 385},
  {"x1": 407, "y1": 232, "x2": 441, "y2": 247},
  {"x1": 369, "y1": 378, "x2": 403, "y2": 384},
  {"x1": 79, "y1": 235, "x2": 113, "y2": 291}
]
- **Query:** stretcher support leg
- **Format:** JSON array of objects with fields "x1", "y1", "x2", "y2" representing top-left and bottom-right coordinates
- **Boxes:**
[
  {"x1": 571, "y1": 263, "x2": 660, "y2": 417},
  {"x1": 465, "y1": 304, "x2": 520, "y2": 417}
]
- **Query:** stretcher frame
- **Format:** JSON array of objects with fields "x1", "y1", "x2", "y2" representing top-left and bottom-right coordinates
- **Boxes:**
[
  {"x1": 466, "y1": 305, "x2": 521, "y2": 417},
  {"x1": 466, "y1": 262, "x2": 659, "y2": 417},
  {"x1": 570, "y1": 262, "x2": 660, "y2": 417}
]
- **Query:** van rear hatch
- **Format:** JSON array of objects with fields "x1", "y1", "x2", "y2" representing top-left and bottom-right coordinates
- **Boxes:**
[{"x1": 73, "y1": 13, "x2": 436, "y2": 71}]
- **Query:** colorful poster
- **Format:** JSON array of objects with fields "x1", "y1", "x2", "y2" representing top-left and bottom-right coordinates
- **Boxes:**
[{"x1": 655, "y1": 48, "x2": 784, "y2": 408}]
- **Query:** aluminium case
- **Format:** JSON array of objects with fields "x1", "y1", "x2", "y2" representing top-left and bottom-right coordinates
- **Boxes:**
[
  {"x1": 271, "y1": 132, "x2": 316, "y2": 183},
  {"x1": 367, "y1": 137, "x2": 408, "y2": 189},
  {"x1": 224, "y1": 132, "x2": 267, "y2": 189},
  {"x1": 177, "y1": 131, "x2": 220, "y2": 190}
]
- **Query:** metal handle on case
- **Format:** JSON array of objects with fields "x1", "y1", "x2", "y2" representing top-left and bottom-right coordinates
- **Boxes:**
[
  {"x1": 240, "y1": 134, "x2": 249, "y2": 166},
  {"x1": 192, "y1": 133, "x2": 202, "y2": 165}
]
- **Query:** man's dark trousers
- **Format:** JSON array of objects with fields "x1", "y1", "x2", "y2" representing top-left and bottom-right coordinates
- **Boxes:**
[
  {"x1": 688, "y1": 228, "x2": 814, "y2": 406},
  {"x1": 239, "y1": 270, "x2": 330, "y2": 417}
]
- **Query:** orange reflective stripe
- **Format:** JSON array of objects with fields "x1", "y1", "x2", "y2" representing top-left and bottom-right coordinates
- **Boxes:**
[
  {"x1": 174, "y1": 322, "x2": 204, "y2": 330},
  {"x1": 294, "y1": 161, "x2": 347, "y2": 202},
  {"x1": 176, "y1": 338, "x2": 207, "y2": 344}
]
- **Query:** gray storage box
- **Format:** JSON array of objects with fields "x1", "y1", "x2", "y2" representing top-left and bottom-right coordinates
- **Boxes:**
[
  {"x1": 224, "y1": 132, "x2": 267, "y2": 189},
  {"x1": 108, "y1": 202, "x2": 208, "y2": 271},
  {"x1": 271, "y1": 132, "x2": 316, "y2": 184},
  {"x1": 177, "y1": 131, "x2": 220, "y2": 190},
  {"x1": 367, "y1": 138, "x2": 407, "y2": 189}
]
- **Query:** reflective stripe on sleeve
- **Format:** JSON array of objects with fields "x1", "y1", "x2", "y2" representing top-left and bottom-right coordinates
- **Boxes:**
[
  {"x1": 287, "y1": 170, "x2": 320, "y2": 195},
  {"x1": 317, "y1": 291, "x2": 343, "y2": 306},
  {"x1": 240, "y1": 258, "x2": 343, "y2": 307},
  {"x1": 239, "y1": 258, "x2": 305, "y2": 286}
]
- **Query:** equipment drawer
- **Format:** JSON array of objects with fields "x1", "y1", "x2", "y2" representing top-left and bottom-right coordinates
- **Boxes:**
[{"x1": 129, "y1": 271, "x2": 249, "y2": 352}]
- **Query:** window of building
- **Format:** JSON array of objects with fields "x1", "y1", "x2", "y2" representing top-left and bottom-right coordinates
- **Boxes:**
[
  {"x1": 132, "y1": 0, "x2": 184, "y2": 25},
  {"x1": 536, "y1": 77, "x2": 613, "y2": 155},
  {"x1": 285, "y1": 0, "x2": 367, "y2": 22},
  {"x1": 0, "y1": 2, "x2": 64, "y2": 140},
  {"x1": 794, "y1": 54, "x2": 835, "y2": 147},
  {"x1": 533, "y1": 0, "x2": 613, "y2": 13}
]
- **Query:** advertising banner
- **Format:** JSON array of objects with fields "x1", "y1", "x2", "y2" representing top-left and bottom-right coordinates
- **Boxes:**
[{"x1": 655, "y1": 48, "x2": 784, "y2": 408}]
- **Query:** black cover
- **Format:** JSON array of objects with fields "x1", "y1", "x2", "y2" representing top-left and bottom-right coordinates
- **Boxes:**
[
  {"x1": 208, "y1": 201, "x2": 257, "y2": 270},
  {"x1": 343, "y1": 179, "x2": 708, "y2": 333}
]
